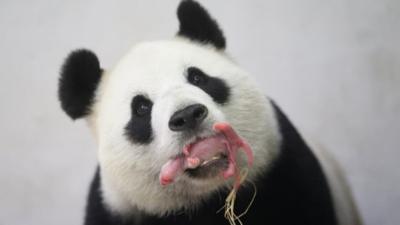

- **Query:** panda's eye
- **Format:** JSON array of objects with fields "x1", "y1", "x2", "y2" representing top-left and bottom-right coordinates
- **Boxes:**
[
  {"x1": 136, "y1": 103, "x2": 150, "y2": 116},
  {"x1": 186, "y1": 66, "x2": 230, "y2": 104},
  {"x1": 131, "y1": 95, "x2": 153, "y2": 117},
  {"x1": 187, "y1": 67, "x2": 208, "y2": 86}
]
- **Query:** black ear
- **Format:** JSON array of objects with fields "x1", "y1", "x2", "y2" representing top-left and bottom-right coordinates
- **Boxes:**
[
  {"x1": 58, "y1": 49, "x2": 102, "y2": 120},
  {"x1": 177, "y1": 0, "x2": 226, "y2": 49}
]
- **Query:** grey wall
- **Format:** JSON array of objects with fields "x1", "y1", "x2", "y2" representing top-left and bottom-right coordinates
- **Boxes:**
[{"x1": 0, "y1": 0, "x2": 399, "y2": 225}]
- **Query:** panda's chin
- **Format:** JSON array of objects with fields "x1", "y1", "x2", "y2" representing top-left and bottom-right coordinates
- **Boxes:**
[{"x1": 185, "y1": 154, "x2": 229, "y2": 179}]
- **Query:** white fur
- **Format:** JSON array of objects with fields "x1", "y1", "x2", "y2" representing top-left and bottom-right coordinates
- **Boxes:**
[{"x1": 88, "y1": 38, "x2": 281, "y2": 216}]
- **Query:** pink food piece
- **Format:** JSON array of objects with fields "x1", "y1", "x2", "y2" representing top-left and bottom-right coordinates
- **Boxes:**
[
  {"x1": 159, "y1": 122, "x2": 253, "y2": 187},
  {"x1": 159, "y1": 157, "x2": 185, "y2": 186},
  {"x1": 214, "y1": 122, "x2": 254, "y2": 189},
  {"x1": 213, "y1": 122, "x2": 254, "y2": 167},
  {"x1": 186, "y1": 157, "x2": 201, "y2": 169}
]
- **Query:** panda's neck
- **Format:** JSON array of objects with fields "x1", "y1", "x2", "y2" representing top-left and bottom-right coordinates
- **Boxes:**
[{"x1": 84, "y1": 101, "x2": 337, "y2": 225}]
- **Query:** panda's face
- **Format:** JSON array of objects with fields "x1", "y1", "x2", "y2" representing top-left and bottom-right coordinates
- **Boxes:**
[
  {"x1": 58, "y1": 0, "x2": 280, "y2": 217},
  {"x1": 90, "y1": 39, "x2": 280, "y2": 215}
]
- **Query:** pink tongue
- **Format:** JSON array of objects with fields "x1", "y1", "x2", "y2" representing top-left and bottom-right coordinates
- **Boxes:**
[{"x1": 159, "y1": 122, "x2": 253, "y2": 186}]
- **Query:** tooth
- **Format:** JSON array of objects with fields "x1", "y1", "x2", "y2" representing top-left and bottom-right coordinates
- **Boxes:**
[{"x1": 201, "y1": 155, "x2": 222, "y2": 166}]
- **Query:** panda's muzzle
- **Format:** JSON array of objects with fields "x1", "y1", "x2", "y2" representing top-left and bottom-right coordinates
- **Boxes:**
[{"x1": 169, "y1": 104, "x2": 208, "y2": 131}]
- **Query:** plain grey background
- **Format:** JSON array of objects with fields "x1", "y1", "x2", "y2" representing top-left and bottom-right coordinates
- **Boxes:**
[{"x1": 0, "y1": 0, "x2": 399, "y2": 224}]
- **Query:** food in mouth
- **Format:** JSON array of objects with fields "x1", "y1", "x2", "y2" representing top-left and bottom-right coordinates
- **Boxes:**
[{"x1": 159, "y1": 122, "x2": 254, "y2": 186}]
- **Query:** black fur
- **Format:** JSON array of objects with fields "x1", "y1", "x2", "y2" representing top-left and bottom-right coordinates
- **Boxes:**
[
  {"x1": 58, "y1": 49, "x2": 102, "y2": 119},
  {"x1": 85, "y1": 168, "x2": 114, "y2": 224},
  {"x1": 187, "y1": 67, "x2": 230, "y2": 104},
  {"x1": 177, "y1": 0, "x2": 226, "y2": 49},
  {"x1": 125, "y1": 95, "x2": 154, "y2": 144},
  {"x1": 84, "y1": 101, "x2": 337, "y2": 225}
]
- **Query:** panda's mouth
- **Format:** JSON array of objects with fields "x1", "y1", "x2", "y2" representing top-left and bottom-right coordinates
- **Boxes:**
[
  {"x1": 185, "y1": 153, "x2": 229, "y2": 178},
  {"x1": 159, "y1": 122, "x2": 253, "y2": 186}
]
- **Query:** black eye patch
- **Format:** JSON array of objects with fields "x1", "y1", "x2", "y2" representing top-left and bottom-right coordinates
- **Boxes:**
[
  {"x1": 124, "y1": 95, "x2": 153, "y2": 144},
  {"x1": 186, "y1": 67, "x2": 230, "y2": 104}
]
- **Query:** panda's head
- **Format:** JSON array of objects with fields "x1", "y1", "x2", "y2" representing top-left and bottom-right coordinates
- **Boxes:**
[{"x1": 59, "y1": 0, "x2": 280, "y2": 216}]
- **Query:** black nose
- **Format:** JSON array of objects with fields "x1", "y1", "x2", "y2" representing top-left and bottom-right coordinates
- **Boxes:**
[{"x1": 169, "y1": 104, "x2": 208, "y2": 131}]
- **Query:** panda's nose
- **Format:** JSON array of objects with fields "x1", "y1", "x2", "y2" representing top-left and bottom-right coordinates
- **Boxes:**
[{"x1": 169, "y1": 104, "x2": 208, "y2": 131}]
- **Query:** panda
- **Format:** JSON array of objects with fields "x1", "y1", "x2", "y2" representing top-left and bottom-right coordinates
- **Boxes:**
[{"x1": 58, "y1": 1, "x2": 361, "y2": 225}]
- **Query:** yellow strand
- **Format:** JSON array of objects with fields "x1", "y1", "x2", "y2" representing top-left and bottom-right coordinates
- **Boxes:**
[{"x1": 221, "y1": 169, "x2": 257, "y2": 225}]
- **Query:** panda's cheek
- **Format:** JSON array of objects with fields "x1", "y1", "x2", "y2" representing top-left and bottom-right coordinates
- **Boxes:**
[{"x1": 205, "y1": 106, "x2": 226, "y2": 125}]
